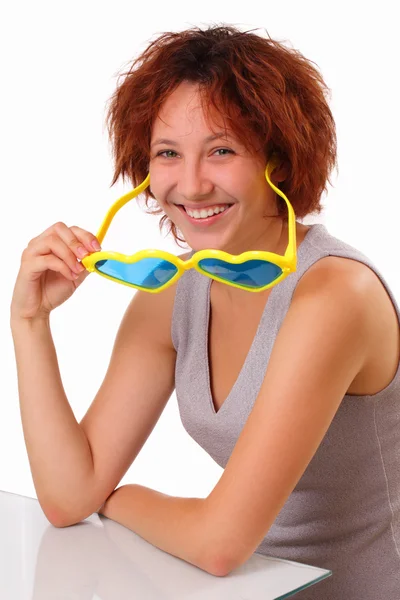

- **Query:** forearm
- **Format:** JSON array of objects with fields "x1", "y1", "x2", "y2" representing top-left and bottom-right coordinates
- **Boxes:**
[
  {"x1": 10, "y1": 317, "x2": 94, "y2": 524},
  {"x1": 99, "y1": 484, "x2": 212, "y2": 573}
]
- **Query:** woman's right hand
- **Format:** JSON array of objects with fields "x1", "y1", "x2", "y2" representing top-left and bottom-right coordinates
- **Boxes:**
[{"x1": 11, "y1": 222, "x2": 102, "y2": 323}]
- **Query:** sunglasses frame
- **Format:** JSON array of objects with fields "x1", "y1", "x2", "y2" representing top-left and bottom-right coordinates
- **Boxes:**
[{"x1": 81, "y1": 155, "x2": 297, "y2": 293}]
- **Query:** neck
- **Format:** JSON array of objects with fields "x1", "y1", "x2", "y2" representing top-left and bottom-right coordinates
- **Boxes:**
[{"x1": 211, "y1": 218, "x2": 290, "y2": 304}]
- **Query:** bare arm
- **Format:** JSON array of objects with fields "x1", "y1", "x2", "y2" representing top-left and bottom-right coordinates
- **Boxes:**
[
  {"x1": 10, "y1": 316, "x2": 95, "y2": 526},
  {"x1": 77, "y1": 282, "x2": 177, "y2": 524},
  {"x1": 11, "y1": 269, "x2": 181, "y2": 527}
]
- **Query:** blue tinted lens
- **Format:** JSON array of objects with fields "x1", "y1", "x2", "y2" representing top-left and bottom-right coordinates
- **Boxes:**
[
  {"x1": 95, "y1": 257, "x2": 178, "y2": 289},
  {"x1": 198, "y1": 258, "x2": 282, "y2": 288}
]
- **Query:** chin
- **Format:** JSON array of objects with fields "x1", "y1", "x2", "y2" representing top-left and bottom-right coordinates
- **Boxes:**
[{"x1": 185, "y1": 232, "x2": 222, "y2": 247}]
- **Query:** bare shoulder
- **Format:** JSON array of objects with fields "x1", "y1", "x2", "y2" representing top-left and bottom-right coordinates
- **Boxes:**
[
  {"x1": 293, "y1": 254, "x2": 396, "y2": 326},
  {"x1": 295, "y1": 255, "x2": 376, "y2": 292},
  {"x1": 288, "y1": 255, "x2": 372, "y2": 348},
  {"x1": 293, "y1": 255, "x2": 400, "y2": 392},
  {"x1": 295, "y1": 254, "x2": 394, "y2": 306},
  {"x1": 143, "y1": 250, "x2": 192, "y2": 351}
]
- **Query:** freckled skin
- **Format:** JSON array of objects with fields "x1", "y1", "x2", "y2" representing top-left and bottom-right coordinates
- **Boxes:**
[{"x1": 149, "y1": 80, "x2": 290, "y2": 259}]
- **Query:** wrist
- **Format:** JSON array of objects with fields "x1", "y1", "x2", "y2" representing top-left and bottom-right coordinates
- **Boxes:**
[{"x1": 10, "y1": 314, "x2": 51, "y2": 334}]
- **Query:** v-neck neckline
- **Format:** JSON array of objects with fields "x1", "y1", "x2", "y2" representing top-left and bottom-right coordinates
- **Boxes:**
[
  {"x1": 204, "y1": 278, "x2": 275, "y2": 415},
  {"x1": 203, "y1": 223, "x2": 319, "y2": 416}
]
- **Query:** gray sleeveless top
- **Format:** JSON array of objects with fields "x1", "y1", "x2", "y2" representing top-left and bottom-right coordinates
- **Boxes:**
[{"x1": 171, "y1": 223, "x2": 400, "y2": 598}]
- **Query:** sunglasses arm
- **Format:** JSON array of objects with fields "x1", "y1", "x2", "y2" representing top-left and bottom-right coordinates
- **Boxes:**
[
  {"x1": 264, "y1": 162, "x2": 297, "y2": 264},
  {"x1": 94, "y1": 174, "x2": 151, "y2": 245}
]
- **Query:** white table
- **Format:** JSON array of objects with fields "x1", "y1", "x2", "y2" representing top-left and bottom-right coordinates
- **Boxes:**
[{"x1": 0, "y1": 490, "x2": 331, "y2": 599}]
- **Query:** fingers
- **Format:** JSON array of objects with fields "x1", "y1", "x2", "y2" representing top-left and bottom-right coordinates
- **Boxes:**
[
  {"x1": 53, "y1": 222, "x2": 102, "y2": 258},
  {"x1": 34, "y1": 222, "x2": 101, "y2": 254},
  {"x1": 31, "y1": 234, "x2": 87, "y2": 276},
  {"x1": 23, "y1": 222, "x2": 102, "y2": 279}
]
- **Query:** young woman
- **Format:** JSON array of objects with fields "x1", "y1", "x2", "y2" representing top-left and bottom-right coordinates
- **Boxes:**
[{"x1": 10, "y1": 25, "x2": 400, "y2": 598}]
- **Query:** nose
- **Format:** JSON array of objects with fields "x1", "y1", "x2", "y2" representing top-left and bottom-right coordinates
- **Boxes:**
[{"x1": 176, "y1": 161, "x2": 214, "y2": 203}]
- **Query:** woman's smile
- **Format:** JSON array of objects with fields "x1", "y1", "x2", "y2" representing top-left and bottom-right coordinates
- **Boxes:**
[{"x1": 175, "y1": 202, "x2": 236, "y2": 226}]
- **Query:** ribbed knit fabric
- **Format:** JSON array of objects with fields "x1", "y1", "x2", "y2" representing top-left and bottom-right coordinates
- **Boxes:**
[{"x1": 172, "y1": 223, "x2": 400, "y2": 598}]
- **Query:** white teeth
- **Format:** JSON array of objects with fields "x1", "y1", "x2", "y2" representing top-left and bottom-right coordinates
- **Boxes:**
[{"x1": 184, "y1": 205, "x2": 231, "y2": 219}]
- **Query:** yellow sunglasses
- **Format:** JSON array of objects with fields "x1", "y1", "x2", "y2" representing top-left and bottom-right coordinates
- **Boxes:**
[{"x1": 81, "y1": 155, "x2": 297, "y2": 293}]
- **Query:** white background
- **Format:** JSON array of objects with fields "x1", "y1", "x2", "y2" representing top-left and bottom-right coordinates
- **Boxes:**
[{"x1": 1, "y1": 1, "x2": 399, "y2": 502}]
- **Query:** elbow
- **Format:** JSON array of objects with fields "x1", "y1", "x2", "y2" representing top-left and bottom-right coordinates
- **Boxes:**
[
  {"x1": 41, "y1": 500, "x2": 88, "y2": 528},
  {"x1": 210, "y1": 554, "x2": 246, "y2": 577},
  {"x1": 207, "y1": 558, "x2": 234, "y2": 578},
  {"x1": 43, "y1": 505, "x2": 75, "y2": 528},
  {"x1": 205, "y1": 550, "x2": 237, "y2": 578},
  {"x1": 51, "y1": 519, "x2": 75, "y2": 529},
  {"x1": 48, "y1": 510, "x2": 86, "y2": 528},
  {"x1": 206, "y1": 539, "x2": 251, "y2": 577},
  {"x1": 197, "y1": 514, "x2": 242, "y2": 576}
]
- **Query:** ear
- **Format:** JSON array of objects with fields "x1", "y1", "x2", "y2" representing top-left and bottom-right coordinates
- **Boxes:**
[{"x1": 271, "y1": 161, "x2": 289, "y2": 183}]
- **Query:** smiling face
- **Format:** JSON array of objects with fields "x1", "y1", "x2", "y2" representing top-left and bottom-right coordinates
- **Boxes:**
[{"x1": 149, "y1": 81, "x2": 287, "y2": 254}]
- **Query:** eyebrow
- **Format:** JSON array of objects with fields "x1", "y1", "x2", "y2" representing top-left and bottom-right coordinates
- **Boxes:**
[{"x1": 150, "y1": 133, "x2": 231, "y2": 148}]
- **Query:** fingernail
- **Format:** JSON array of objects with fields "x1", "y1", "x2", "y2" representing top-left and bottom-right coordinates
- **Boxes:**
[{"x1": 92, "y1": 240, "x2": 101, "y2": 251}]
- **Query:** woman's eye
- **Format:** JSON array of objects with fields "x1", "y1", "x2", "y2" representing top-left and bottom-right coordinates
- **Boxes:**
[
  {"x1": 214, "y1": 148, "x2": 233, "y2": 156},
  {"x1": 157, "y1": 150, "x2": 177, "y2": 158}
]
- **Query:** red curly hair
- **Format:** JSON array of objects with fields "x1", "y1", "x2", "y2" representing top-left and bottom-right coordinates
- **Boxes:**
[{"x1": 105, "y1": 24, "x2": 338, "y2": 247}]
